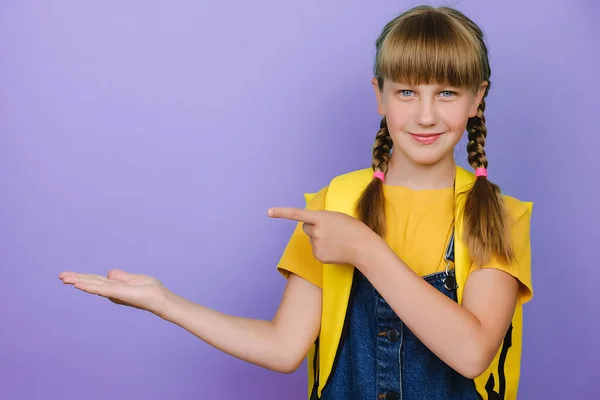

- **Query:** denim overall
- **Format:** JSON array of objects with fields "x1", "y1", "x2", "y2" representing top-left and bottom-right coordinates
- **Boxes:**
[{"x1": 312, "y1": 230, "x2": 482, "y2": 400}]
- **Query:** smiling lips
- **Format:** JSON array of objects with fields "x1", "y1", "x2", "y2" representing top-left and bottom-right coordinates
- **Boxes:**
[{"x1": 409, "y1": 132, "x2": 444, "y2": 145}]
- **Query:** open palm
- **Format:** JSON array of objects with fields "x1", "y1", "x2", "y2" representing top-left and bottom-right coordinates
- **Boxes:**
[{"x1": 59, "y1": 269, "x2": 167, "y2": 314}]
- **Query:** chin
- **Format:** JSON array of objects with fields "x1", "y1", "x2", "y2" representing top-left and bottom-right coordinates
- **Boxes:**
[
  {"x1": 408, "y1": 153, "x2": 448, "y2": 166},
  {"x1": 396, "y1": 145, "x2": 452, "y2": 166}
]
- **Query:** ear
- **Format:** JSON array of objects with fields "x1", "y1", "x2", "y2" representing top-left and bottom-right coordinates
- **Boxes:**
[
  {"x1": 372, "y1": 77, "x2": 385, "y2": 116},
  {"x1": 469, "y1": 81, "x2": 488, "y2": 118}
]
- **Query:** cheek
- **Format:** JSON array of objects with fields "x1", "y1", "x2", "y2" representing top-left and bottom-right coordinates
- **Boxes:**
[
  {"x1": 384, "y1": 114, "x2": 409, "y2": 144},
  {"x1": 382, "y1": 102, "x2": 410, "y2": 131},
  {"x1": 439, "y1": 104, "x2": 470, "y2": 133},
  {"x1": 444, "y1": 118, "x2": 468, "y2": 145}
]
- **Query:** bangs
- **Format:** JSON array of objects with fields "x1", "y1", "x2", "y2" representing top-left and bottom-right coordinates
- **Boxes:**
[{"x1": 376, "y1": 10, "x2": 485, "y2": 90}]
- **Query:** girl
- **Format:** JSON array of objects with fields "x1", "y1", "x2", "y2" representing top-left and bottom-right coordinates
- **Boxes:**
[{"x1": 59, "y1": 5, "x2": 533, "y2": 400}]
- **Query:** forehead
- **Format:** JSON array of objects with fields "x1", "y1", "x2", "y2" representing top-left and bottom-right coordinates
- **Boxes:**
[{"x1": 384, "y1": 80, "x2": 468, "y2": 91}]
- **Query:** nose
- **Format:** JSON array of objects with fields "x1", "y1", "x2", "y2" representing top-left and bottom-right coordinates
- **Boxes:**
[{"x1": 415, "y1": 98, "x2": 438, "y2": 126}]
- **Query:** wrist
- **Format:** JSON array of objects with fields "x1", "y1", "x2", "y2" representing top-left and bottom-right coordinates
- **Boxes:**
[
  {"x1": 353, "y1": 229, "x2": 386, "y2": 270},
  {"x1": 152, "y1": 287, "x2": 176, "y2": 320}
]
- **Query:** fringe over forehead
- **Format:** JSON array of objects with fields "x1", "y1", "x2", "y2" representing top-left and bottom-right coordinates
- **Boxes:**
[{"x1": 374, "y1": 6, "x2": 490, "y2": 92}]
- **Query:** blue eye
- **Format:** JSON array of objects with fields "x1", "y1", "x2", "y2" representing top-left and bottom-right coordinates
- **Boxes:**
[
  {"x1": 440, "y1": 91, "x2": 455, "y2": 97},
  {"x1": 400, "y1": 90, "x2": 413, "y2": 96}
]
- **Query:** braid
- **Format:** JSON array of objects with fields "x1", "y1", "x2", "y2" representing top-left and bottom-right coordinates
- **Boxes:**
[
  {"x1": 462, "y1": 98, "x2": 514, "y2": 266},
  {"x1": 373, "y1": 117, "x2": 393, "y2": 174},
  {"x1": 356, "y1": 117, "x2": 391, "y2": 238},
  {"x1": 467, "y1": 99, "x2": 488, "y2": 170}
]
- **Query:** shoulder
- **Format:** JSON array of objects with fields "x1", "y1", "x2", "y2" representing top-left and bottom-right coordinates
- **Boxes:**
[
  {"x1": 303, "y1": 168, "x2": 371, "y2": 201},
  {"x1": 304, "y1": 186, "x2": 328, "y2": 210},
  {"x1": 501, "y1": 194, "x2": 533, "y2": 225},
  {"x1": 303, "y1": 168, "x2": 372, "y2": 211},
  {"x1": 327, "y1": 168, "x2": 373, "y2": 197},
  {"x1": 458, "y1": 165, "x2": 532, "y2": 224}
]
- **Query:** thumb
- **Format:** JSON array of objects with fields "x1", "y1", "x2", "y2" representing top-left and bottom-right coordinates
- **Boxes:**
[{"x1": 107, "y1": 269, "x2": 134, "y2": 281}]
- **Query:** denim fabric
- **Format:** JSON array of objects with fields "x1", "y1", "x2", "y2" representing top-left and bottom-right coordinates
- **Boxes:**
[{"x1": 319, "y1": 269, "x2": 481, "y2": 400}]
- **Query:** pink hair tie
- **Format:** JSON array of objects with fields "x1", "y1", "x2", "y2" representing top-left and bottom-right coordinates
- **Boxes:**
[
  {"x1": 373, "y1": 171, "x2": 385, "y2": 182},
  {"x1": 475, "y1": 167, "x2": 488, "y2": 178}
]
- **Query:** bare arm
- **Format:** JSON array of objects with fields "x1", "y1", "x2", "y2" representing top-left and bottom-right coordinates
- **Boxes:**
[
  {"x1": 266, "y1": 204, "x2": 529, "y2": 380},
  {"x1": 356, "y1": 236, "x2": 518, "y2": 379},
  {"x1": 157, "y1": 273, "x2": 322, "y2": 374}
]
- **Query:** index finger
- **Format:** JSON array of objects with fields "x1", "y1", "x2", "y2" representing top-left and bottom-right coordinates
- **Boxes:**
[{"x1": 267, "y1": 207, "x2": 318, "y2": 224}]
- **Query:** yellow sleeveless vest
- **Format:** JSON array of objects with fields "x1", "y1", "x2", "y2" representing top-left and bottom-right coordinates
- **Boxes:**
[{"x1": 305, "y1": 166, "x2": 532, "y2": 400}]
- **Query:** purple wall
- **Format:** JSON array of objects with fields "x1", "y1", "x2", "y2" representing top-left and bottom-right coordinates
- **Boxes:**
[{"x1": 1, "y1": 1, "x2": 598, "y2": 399}]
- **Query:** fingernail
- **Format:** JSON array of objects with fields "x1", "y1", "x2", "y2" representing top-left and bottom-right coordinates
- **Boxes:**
[{"x1": 267, "y1": 209, "x2": 273, "y2": 216}]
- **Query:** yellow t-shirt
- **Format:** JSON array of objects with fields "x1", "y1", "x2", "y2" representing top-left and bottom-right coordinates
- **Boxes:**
[{"x1": 277, "y1": 184, "x2": 533, "y2": 305}]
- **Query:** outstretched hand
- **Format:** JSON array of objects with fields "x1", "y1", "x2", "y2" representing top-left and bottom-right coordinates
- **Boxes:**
[
  {"x1": 60, "y1": 207, "x2": 375, "y2": 310},
  {"x1": 59, "y1": 269, "x2": 167, "y2": 315},
  {"x1": 268, "y1": 207, "x2": 377, "y2": 265}
]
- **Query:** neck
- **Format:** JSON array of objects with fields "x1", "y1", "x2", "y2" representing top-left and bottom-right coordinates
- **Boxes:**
[{"x1": 385, "y1": 151, "x2": 456, "y2": 190}]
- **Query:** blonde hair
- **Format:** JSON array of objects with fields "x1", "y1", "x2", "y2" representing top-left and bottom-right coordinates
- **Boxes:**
[{"x1": 356, "y1": 5, "x2": 513, "y2": 267}]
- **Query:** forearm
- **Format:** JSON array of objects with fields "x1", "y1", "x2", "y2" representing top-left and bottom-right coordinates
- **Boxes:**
[
  {"x1": 156, "y1": 290, "x2": 295, "y2": 373},
  {"x1": 355, "y1": 237, "x2": 489, "y2": 378}
]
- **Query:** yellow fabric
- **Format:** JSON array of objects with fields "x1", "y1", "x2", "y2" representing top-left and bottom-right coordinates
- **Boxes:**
[
  {"x1": 279, "y1": 185, "x2": 455, "y2": 281},
  {"x1": 276, "y1": 166, "x2": 533, "y2": 400},
  {"x1": 276, "y1": 171, "x2": 533, "y2": 304},
  {"x1": 453, "y1": 167, "x2": 533, "y2": 400}
]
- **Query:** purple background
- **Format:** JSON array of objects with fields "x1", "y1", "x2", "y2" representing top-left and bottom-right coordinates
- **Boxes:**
[{"x1": 1, "y1": 0, "x2": 598, "y2": 399}]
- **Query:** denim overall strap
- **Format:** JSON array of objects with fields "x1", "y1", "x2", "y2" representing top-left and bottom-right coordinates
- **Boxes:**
[
  {"x1": 443, "y1": 229, "x2": 458, "y2": 291},
  {"x1": 445, "y1": 228, "x2": 455, "y2": 263},
  {"x1": 312, "y1": 228, "x2": 481, "y2": 400}
]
